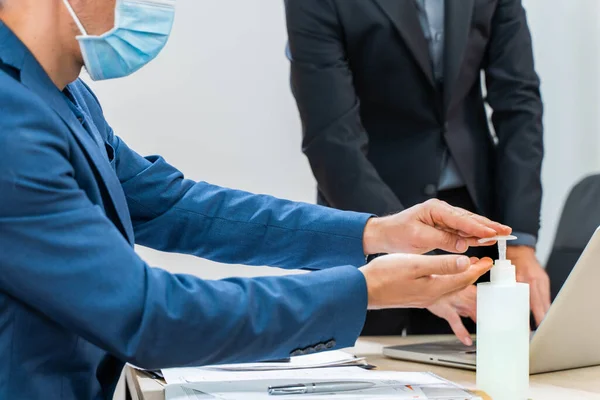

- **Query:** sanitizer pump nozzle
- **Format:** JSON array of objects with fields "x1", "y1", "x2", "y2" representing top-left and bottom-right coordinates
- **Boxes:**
[
  {"x1": 476, "y1": 234, "x2": 529, "y2": 400},
  {"x1": 478, "y1": 235, "x2": 518, "y2": 284}
]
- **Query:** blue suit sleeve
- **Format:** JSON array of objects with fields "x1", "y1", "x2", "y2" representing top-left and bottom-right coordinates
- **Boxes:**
[
  {"x1": 0, "y1": 88, "x2": 368, "y2": 370},
  {"x1": 111, "y1": 134, "x2": 371, "y2": 270}
]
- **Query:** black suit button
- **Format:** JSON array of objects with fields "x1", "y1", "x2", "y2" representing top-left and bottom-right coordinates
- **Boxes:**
[
  {"x1": 325, "y1": 340, "x2": 336, "y2": 349},
  {"x1": 315, "y1": 344, "x2": 327, "y2": 352},
  {"x1": 423, "y1": 184, "x2": 437, "y2": 197},
  {"x1": 290, "y1": 349, "x2": 303, "y2": 357}
]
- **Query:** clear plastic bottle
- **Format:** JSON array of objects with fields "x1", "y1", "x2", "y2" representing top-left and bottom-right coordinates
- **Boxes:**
[{"x1": 476, "y1": 236, "x2": 530, "y2": 400}]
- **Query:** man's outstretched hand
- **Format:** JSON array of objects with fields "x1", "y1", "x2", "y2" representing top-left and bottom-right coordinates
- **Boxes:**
[
  {"x1": 360, "y1": 254, "x2": 494, "y2": 312},
  {"x1": 363, "y1": 199, "x2": 512, "y2": 256}
]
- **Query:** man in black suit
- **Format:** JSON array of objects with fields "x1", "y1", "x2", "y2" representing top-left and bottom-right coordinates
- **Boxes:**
[{"x1": 285, "y1": 0, "x2": 548, "y2": 340}]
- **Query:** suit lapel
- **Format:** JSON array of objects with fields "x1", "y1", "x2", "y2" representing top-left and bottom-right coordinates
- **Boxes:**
[
  {"x1": 19, "y1": 55, "x2": 135, "y2": 245},
  {"x1": 373, "y1": 0, "x2": 435, "y2": 87},
  {"x1": 443, "y1": 0, "x2": 474, "y2": 110}
]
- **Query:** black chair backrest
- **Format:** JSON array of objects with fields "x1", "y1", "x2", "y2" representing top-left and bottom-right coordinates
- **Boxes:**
[{"x1": 546, "y1": 174, "x2": 600, "y2": 301}]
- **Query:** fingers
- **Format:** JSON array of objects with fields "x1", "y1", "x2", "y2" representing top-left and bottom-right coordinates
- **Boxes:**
[
  {"x1": 540, "y1": 274, "x2": 552, "y2": 316},
  {"x1": 531, "y1": 277, "x2": 552, "y2": 326},
  {"x1": 448, "y1": 205, "x2": 512, "y2": 237},
  {"x1": 420, "y1": 228, "x2": 470, "y2": 253},
  {"x1": 427, "y1": 299, "x2": 473, "y2": 346},
  {"x1": 466, "y1": 238, "x2": 497, "y2": 247},
  {"x1": 426, "y1": 200, "x2": 511, "y2": 239},
  {"x1": 518, "y1": 265, "x2": 551, "y2": 327},
  {"x1": 465, "y1": 258, "x2": 494, "y2": 282},
  {"x1": 451, "y1": 236, "x2": 498, "y2": 251},
  {"x1": 445, "y1": 310, "x2": 473, "y2": 346},
  {"x1": 439, "y1": 228, "x2": 498, "y2": 249},
  {"x1": 430, "y1": 258, "x2": 493, "y2": 296},
  {"x1": 531, "y1": 284, "x2": 546, "y2": 326},
  {"x1": 457, "y1": 285, "x2": 478, "y2": 322},
  {"x1": 410, "y1": 254, "x2": 472, "y2": 278},
  {"x1": 417, "y1": 227, "x2": 491, "y2": 254}
]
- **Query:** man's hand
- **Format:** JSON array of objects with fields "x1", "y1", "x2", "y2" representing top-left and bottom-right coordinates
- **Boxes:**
[
  {"x1": 363, "y1": 199, "x2": 512, "y2": 255},
  {"x1": 359, "y1": 254, "x2": 493, "y2": 311},
  {"x1": 427, "y1": 284, "x2": 477, "y2": 346},
  {"x1": 507, "y1": 245, "x2": 550, "y2": 326}
]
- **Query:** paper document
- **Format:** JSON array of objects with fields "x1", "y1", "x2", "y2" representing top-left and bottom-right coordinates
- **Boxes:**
[
  {"x1": 164, "y1": 370, "x2": 481, "y2": 400},
  {"x1": 163, "y1": 366, "x2": 371, "y2": 385},
  {"x1": 205, "y1": 350, "x2": 366, "y2": 371},
  {"x1": 162, "y1": 351, "x2": 366, "y2": 384},
  {"x1": 166, "y1": 380, "x2": 428, "y2": 399}
]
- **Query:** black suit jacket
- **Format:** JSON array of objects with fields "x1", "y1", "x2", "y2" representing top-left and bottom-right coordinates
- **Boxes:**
[{"x1": 285, "y1": 0, "x2": 544, "y2": 237}]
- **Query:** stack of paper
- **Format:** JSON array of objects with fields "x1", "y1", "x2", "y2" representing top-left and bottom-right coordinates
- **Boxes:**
[
  {"x1": 161, "y1": 350, "x2": 367, "y2": 384},
  {"x1": 162, "y1": 351, "x2": 480, "y2": 400},
  {"x1": 202, "y1": 350, "x2": 367, "y2": 371},
  {"x1": 164, "y1": 367, "x2": 481, "y2": 399}
]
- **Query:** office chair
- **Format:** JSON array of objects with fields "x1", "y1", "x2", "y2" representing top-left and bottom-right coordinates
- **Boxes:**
[{"x1": 545, "y1": 173, "x2": 600, "y2": 301}]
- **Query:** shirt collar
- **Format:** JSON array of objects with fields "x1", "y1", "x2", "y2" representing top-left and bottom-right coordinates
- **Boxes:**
[{"x1": 0, "y1": 20, "x2": 27, "y2": 71}]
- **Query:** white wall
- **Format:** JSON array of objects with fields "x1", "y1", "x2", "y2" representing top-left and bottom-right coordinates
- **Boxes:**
[
  {"x1": 88, "y1": 0, "x2": 600, "y2": 279},
  {"x1": 88, "y1": 0, "x2": 308, "y2": 279},
  {"x1": 522, "y1": 0, "x2": 600, "y2": 261}
]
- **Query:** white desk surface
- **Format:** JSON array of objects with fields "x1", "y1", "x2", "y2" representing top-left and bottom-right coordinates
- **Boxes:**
[{"x1": 126, "y1": 335, "x2": 600, "y2": 400}]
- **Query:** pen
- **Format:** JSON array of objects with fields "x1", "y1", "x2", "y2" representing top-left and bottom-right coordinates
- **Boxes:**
[
  {"x1": 262, "y1": 357, "x2": 291, "y2": 363},
  {"x1": 268, "y1": 381, "x2": 375, "y2": 395}
]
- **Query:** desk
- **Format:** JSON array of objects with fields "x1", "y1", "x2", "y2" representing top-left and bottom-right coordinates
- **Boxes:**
[{"x1": 126, "y1": 335, "x2": 600, "y2": 400}]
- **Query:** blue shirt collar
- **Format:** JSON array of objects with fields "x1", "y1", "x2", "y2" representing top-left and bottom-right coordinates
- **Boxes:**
[{"x1": 0, "y1": 20, "x2": 27, "y2": 71}]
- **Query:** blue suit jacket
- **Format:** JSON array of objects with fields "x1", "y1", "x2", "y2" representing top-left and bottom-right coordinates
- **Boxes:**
[{"x1": 0, "y1": 23, "x2": 370, "y2": 399}]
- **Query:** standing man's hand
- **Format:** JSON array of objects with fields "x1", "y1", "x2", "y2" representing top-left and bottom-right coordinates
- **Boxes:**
[
  {"x1": 507, "y1": 245, "x2": 551, "y2": 326},
  {"x1": 427, "y1": 284, "x2": 478, "y2": 346},
  {"x1": 359, "y1": 254, "x2": 493, "y2": 311},
  {"x1": 363, "y1": 199, "x2": 512, "y2": 256}
]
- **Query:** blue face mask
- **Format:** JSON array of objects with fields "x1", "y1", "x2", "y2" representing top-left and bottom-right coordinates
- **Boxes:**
[{"x1": 62, "y1": 0, "x2": 176, "y2": 81}]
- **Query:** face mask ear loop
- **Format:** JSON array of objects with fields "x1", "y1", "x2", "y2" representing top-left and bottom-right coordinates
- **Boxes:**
[{"x1": 62, "y1": 0, "x2": 89, "y2": 36}]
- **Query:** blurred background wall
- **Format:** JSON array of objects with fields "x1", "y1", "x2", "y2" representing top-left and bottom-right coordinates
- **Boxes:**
[
  {"x1": 522, "y1": 0, "x2": 600, "y2": 260},
  {"x1": 87, "y1": 0, "x2": 600, "y2": 280}
]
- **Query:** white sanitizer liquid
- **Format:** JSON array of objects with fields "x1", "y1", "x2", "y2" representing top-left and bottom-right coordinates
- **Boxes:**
[{"x1": 476, "y1": 236, "x2": 530, "y2": 400}]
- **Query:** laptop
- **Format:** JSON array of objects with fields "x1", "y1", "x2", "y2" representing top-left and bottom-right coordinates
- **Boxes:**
[{"x1": 383, "y1": 227, "x2": 600, "y2": 374}]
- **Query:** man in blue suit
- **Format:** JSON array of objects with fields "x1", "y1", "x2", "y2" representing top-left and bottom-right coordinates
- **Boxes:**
[{"x1": 0, "y1": 0, "x2": 510, "y2": 399}]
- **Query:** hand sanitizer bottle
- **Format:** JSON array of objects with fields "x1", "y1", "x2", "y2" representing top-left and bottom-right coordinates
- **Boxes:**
[{"x1": 476, "y1": 235, "x2": 529, "y2": 400}]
